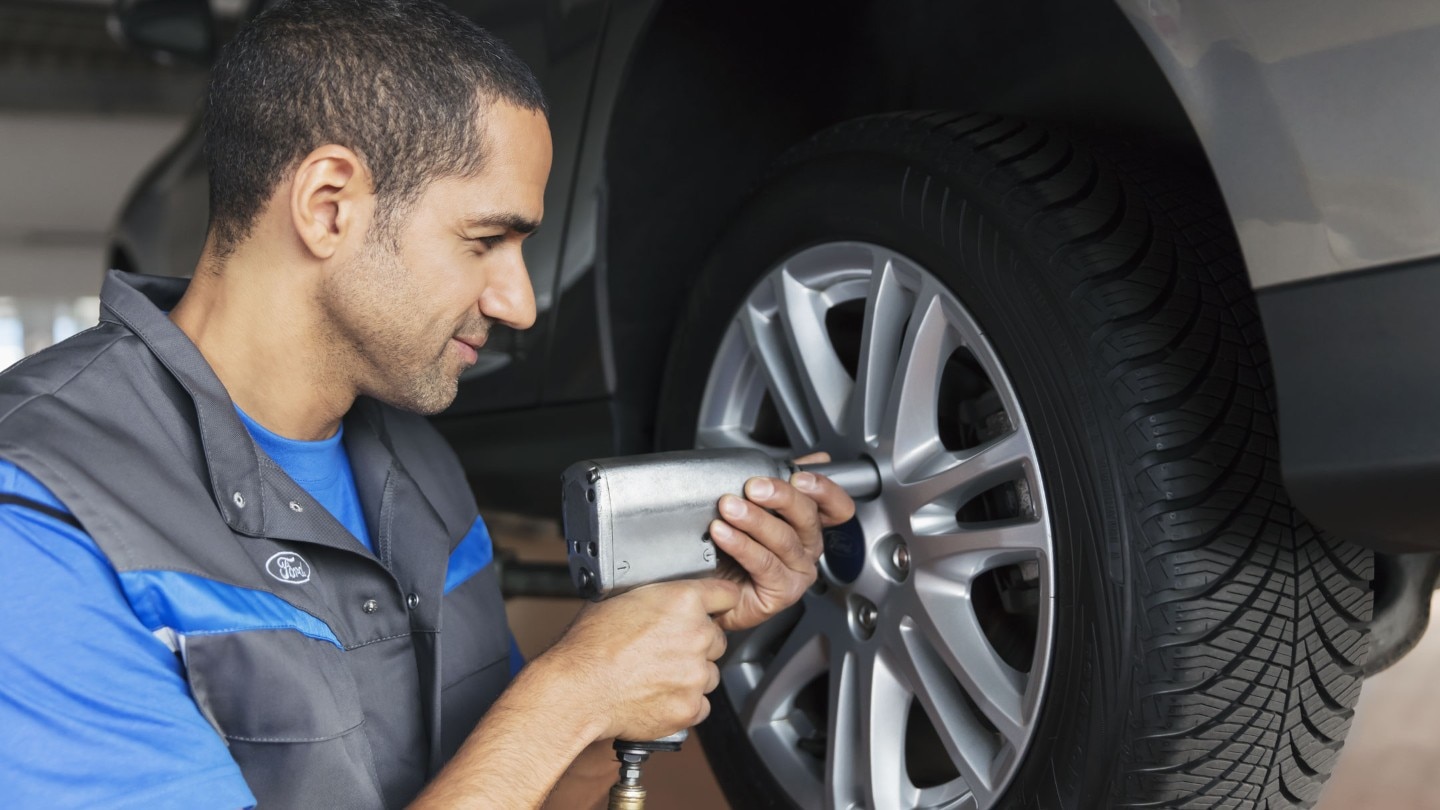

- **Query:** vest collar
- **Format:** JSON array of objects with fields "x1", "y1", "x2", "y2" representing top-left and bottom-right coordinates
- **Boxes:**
[
  {"x1": 100, "y1": 270, "x2": 276, "y2": 537},
  {"x1": 97, "y1": 270, "x2": 401, "y2": 558}
]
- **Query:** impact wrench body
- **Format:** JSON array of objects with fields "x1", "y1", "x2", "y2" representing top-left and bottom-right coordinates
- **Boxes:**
[{"x1": 560, "y1": 449, "x2": 880, "y2": 808}]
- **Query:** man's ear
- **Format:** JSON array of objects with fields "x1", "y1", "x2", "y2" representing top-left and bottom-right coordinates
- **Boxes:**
[{"x1": 288, "y1": 145, "x2": 372, "y2": 260}]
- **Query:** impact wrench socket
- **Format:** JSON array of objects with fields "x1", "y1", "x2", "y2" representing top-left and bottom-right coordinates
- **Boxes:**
[{"x1": 559, "y1": 448, "x2": 881, "y2": 808}]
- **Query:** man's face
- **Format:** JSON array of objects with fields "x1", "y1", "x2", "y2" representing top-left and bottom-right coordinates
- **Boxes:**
[{"x1": 323, "y1": 101, "x2": 551, "y2": 414}]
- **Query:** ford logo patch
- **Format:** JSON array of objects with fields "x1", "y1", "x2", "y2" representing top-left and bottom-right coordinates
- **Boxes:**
[{"x1": 266, "y1": 551, "x2": 312, "y2": 584}]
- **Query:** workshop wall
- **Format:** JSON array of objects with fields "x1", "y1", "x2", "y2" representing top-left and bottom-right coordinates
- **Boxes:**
[{"x1": 0, "y1": 0, "x2": 195, "y2": 366}]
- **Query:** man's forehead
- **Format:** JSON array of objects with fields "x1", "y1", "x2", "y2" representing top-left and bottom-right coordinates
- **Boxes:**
[{"x1": 418, "y1": 172, "x2": 544, "y2": 228}]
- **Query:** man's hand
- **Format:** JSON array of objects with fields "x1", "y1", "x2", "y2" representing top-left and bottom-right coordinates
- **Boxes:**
[
  {"x1": 541, "y1": 578, "x2": 739, "y2": 741},
  {"x1": 413, "y1": 578, "x2": 739, "y2": 810},
  {"x1": 707, "y1": 452, "x2": 856, "y2": 632}
]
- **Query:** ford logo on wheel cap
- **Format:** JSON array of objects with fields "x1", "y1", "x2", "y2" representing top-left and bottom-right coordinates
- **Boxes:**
[
  {"x1": 822, "y1": 517, "x2": 865, "y2": 584},
  {"x1": 266, "y1": 551, "x2": 312, "y2": 584}
]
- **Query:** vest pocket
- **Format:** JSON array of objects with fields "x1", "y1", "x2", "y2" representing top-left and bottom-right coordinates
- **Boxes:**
[
  {"x1": 185, "y1": 630, "x2": 390, "y2": 808},
  {"x1": 184, "y1": 630, "x2": 365, "y2": 743}
]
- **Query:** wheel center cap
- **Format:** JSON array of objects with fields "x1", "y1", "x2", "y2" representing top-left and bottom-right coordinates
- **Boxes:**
[{"x1": 822, "y1": 516, "x2": 866, "y2": 584}]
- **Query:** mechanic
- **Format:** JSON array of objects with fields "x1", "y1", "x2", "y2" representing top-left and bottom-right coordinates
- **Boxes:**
[{"x1": 0, "y1": 1, "x2": 854, "y2": 807}]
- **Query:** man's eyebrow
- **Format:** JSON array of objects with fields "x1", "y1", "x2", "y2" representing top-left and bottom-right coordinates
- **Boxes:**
[{"x1": 462, "y1": 212, "x2": 541, "y2": 234}]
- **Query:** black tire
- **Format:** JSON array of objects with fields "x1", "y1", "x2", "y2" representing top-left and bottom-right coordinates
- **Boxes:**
[{"x1": 656, "y1": 112, "x2": 1374, "y2": 808}]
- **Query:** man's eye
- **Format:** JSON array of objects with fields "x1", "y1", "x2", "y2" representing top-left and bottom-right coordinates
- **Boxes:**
[{"x1": 470, "y1": 235, "x2": 506, "y2": 253}]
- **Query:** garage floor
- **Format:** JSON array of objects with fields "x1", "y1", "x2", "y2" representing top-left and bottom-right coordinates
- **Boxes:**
[{"x1": 493, "y1": 513, "x2": 1437, "y2": 809}]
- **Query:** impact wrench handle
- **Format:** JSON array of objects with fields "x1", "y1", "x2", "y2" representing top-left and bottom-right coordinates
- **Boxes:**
[{"x1": 608, "y1": 730, "x2": 688, "y2": 810}]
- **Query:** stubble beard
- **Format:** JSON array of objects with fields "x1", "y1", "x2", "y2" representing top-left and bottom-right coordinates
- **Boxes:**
[{"x1": 323, "y1": 245, "x2": 475, "y2": 416}]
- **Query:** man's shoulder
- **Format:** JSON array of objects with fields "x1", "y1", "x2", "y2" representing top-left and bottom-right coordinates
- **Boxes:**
[
  {"x1": 0, "y1": 322, "x2": 192, "y2": 528},
  {"x1": 0, "y1": 322, "x2": 142, "y2": 423},
  {"x1": 0, "y1": 458, "x2": 67, "y2": 510}
]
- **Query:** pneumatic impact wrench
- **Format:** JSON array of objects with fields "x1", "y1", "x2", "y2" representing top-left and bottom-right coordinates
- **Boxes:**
[{"x1": 560, "y1": 449, "x2": 880, "y2": 809}]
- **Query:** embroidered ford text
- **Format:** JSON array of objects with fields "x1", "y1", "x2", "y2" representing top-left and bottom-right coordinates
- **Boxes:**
[{"x1": 265, "y1": 551, "x2": 312, "y2": 584}]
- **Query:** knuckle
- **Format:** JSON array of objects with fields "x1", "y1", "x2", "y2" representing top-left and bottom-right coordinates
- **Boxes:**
[
  {"x1": 680, "y1": 586, "x2": 704, "y2": 611},
  {"x1": 783, "y1": 530, "x2": 805, "y2": 560},
  {"x1": 775, "y1": 480, "x2": 797, "y2": 505},
  {"x1": 670, "y1": 696, "x2": 695, "y2": 723},
  {"x1": 802, "y1": 500, "x2": 822, "y2": 530},
  {"x1": 790, "y1": 524, "x2": 806, "y2": 546},
  {"x1": 756, "y1": 551, "x2": 783, "y2": 578},
  {"x1": 789, "y1": 580, "x2": 811, "y2": 605}
]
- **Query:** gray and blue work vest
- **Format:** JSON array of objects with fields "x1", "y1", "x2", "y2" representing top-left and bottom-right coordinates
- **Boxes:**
[{"x1": 0, "y1": 271, "x2": 513, "y2": 808}]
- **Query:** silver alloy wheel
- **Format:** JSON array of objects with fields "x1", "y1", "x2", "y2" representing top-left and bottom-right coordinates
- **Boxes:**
[{"x1": 697, "y1": 242, "x2": 1055, "y2": 810}]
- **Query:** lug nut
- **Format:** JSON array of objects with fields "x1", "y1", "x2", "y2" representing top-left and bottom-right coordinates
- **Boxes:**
[
  {"x1": 891, "y1": 543, "x2": 910, "y2": 577},
  {"x1": 856, "y1": 600, "x2": 878, "y2": 634}
]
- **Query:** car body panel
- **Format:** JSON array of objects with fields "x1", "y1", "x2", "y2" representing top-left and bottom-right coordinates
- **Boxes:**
[
  {"x1": 1257, "y1": 258, "x2": 1440, "y2": 552},
  {"x1": 1120, "y1": 0, "x2": 1440, "y2": 288}
]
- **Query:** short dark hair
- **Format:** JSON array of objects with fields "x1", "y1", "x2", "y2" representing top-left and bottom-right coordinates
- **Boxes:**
[{"x1": 202, "y1": 0, "x2": 547, "y2": 256}]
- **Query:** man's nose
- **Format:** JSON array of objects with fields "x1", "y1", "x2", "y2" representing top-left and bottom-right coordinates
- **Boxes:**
[{"x1": 480, "y1": 246, "x2": 537, "y2": 330}]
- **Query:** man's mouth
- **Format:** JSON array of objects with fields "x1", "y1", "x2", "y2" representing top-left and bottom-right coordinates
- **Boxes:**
[{"x1": 452, "y1": 336, "x2": 483, "y2": 365}]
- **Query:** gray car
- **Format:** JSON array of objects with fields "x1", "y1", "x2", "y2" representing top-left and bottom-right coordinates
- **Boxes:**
[{"x1": 110, "y1": 0, "x2": 1440, "y2": 807}]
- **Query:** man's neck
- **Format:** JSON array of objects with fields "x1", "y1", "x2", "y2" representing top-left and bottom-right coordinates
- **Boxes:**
[{"x1": 169, "y1": 254, "x2": 354, "y2": 441}]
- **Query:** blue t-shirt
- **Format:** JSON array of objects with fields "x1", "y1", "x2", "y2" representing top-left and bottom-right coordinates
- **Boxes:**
[
  {"x1": 234, "y1": 407, "x2": 370, "y2": 550},
  {"x1": 0, "y1": 411, "x2": 515, "y2": 808}
]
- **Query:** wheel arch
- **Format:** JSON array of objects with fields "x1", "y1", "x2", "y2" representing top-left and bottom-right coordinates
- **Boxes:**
[{"x1": 601, "y1": 0, "x2": 1221, "y2": 454}]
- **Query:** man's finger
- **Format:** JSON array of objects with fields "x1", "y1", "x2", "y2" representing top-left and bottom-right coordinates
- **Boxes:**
[
  {"x1": 709, "y1": 518, "x2": 788, "y2": 582},
  {"x1": 691, "y1": 696, "x2": 712, "y2": 726},
  {"x1": 723, "y1": 488, "x2": 813, "y2": 572},
  {"x1": 743, "y1": 478, "x2": 822, "y2": 551},
  {"x1": 696, "y1": 577, "x2": 742, "y2": 615},
  {"x1": 706, "y1": 624, "x2": 728, "y2": 661},
  {"x1": 792, "y1": 451, "x2": 832, "y2": 465},
  {"x1": 790, "y1": 469, "x2": 855, "y2": 527}
]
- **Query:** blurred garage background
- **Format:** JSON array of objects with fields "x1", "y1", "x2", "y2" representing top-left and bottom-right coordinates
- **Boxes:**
[{"x1": 0, "y1": 1, "x2": 1436, "y2": 807}]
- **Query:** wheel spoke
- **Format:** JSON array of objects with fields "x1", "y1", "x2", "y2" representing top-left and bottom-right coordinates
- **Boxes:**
[
  {"x1": 825, "y1": 649, "x2": 860, "y2": 809},
  {"x1": 738, "y1": 611, "x2": 829, "y2": 733},
  {"x1": 696, "y1": 326, "x2": 782, "y2": 449},
  {"x1": 739, "y1": 270, "x2": 853, "y2": 450},
  {"x1": 861, "y1": 650, "x2": 914, "y2": 810},
  {"x1": 906, "y1": 579, "x2": 1030, "y2": 747},
  {"x1": 850, "y1": 259, "x2": 916, "y2": 444},
  {"x1": 885, "y1": 628, "x2": 1003, "y2": 805},
  {"x1": 777, "y1": 269, "x2": 854, "y2": 434},
  {"x1": 896, "y1": 429, "x2": 1034, "y2": 510},
  {"x1": 824, "y1": 646, "x2": 913, "y2": 810},
  {"x1": 910, "y1": 520, "x2": 1050, "y2": 577},
  {"x1": 886, "y1": 290, "x2": 960, "y2": 478},
  {"x1": 739, "y1": 300, "x2": 818, "y2": 449}
]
